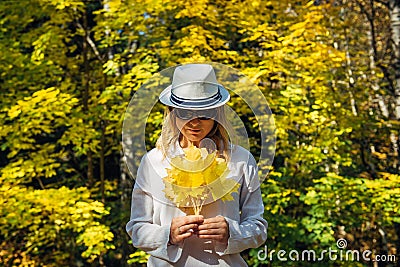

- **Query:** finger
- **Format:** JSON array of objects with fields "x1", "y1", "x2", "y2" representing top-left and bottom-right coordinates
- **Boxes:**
[
  {"x1": 197, "y1": 234, "x2": 226, "y2": 242},
  {"x1": 172, "y1": 227, "x2": 195, "y2": 241},
  {"x1": 202, "y1": 218, "x2": 218, "y2": 224},
  {"x1": 181, "y1": 215, "x2": 204, "y2": 225},
  {"x1": 198, "y1": 222, "x2": 224, "y2": 231},
  {"x1": 171, "y1": 216, "x2": 202, "y2": 230},
  {"x1": 202, "y1": 216, "x2": 225, "y2": 224},
  {"x1": 175, "y1": 232, "x2": 193, "y2": 242},
  {"x1": 176, "y1": 232, "x2": 193, "y2": 241},
  {"x1": 197, "y1": 228, "x2": 224, "y2": 236},
  {"x1": 173, "y1": 215, "x2": 203, "y2": 223},
  {"x1": 197, "y1": 233, "x2": 220, "y2": 238},
  {"x1": 178, "y1": 223, "x2": 199, "y2": 234}
]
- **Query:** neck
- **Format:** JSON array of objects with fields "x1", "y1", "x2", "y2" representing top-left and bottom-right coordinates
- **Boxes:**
[{"x1": 179, "y1": 136, "x2": 199, "y2": 148}]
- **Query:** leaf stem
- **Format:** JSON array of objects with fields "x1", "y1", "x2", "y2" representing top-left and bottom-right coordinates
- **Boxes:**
[{"x1": 190, "y1": 196, "x2": 199, "y2": 215}]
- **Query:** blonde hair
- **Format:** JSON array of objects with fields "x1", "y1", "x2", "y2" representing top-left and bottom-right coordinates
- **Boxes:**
[{"x1": 156, "y1": 106, "x2": 235, "y2": 159}]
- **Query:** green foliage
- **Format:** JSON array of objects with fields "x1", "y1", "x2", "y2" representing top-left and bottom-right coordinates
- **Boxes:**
[
  {"x1": 302, "y1": 173, "x2": 400, "y2": 226},
  {"x1": 0, "y1": 0, "x2": 399, "y2": 266}
]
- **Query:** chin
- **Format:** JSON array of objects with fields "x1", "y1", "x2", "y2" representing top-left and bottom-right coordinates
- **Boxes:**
[{"x1": 184, "y1": 135, "x2": 205, "y2": 145}]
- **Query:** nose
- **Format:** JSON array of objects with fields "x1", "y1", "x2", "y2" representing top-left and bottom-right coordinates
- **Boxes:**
[{"x1": 188, "y1": 118, "x2": 201, "y2": 126}]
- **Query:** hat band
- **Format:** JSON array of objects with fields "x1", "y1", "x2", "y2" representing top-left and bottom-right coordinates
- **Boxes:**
[{"x1": 170, "y1": 88, "x2": 222, "y2": 108}]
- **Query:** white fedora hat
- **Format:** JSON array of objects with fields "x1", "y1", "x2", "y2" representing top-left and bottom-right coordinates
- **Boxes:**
[{"x1": 159, "y1": 64, "x2": 230, "y2": 110}]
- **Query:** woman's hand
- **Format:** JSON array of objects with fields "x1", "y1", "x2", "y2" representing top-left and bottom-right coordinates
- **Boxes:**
[
  {"x1": 169, "y1": 215, "x2": 204, "y2": 246},
  {"x1": 197, "y1": 215, "x2": 229, "y2": 244}
]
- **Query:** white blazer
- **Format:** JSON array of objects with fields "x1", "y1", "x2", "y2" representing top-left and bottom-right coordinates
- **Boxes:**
[{"x1": 126, "y1": 144, "x2": 268, "y2": 266}]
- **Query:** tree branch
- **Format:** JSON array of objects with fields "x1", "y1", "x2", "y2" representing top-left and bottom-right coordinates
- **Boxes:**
[{"x1": 75, "y1": 20, "x2": 104, "y2": 62}]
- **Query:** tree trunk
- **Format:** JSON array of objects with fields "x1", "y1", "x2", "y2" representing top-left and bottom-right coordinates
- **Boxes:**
[
  {"x1": 390, "y1": 0, "x2": 400, "y2": 167},
  {"x1": 82, "y1": 7, "x2": 94, "y2": 187},
  {"x1": 389, "y1": 1, "x2": 400, "y2": 265},
  {"x1": 344, "y1": 30, "x2": 358, "y2": 116},
  {"x1": 390, "y1": 0, "x2": 400, "y2": 120},
  {"x1": 100, "y1": 121, "x2": 105, "y2": 203},
  {"x1": 364, "y1": 0, "x2": 399, "y2": 172}
]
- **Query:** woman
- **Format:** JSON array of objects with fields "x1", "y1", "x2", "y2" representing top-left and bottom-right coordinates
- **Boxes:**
[{"x1": 126, "y1": 64, "x2": 267, "y2": 266}]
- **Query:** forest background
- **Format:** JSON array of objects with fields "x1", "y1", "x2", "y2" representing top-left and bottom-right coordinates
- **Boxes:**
[{"x1": 0, "y1": 0, "x2": 399, "y2": 266}]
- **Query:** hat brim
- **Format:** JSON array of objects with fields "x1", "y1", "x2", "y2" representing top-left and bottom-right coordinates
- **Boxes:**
[{"x1": 159, "y1": 84, "x2": 230, "y2": 110}]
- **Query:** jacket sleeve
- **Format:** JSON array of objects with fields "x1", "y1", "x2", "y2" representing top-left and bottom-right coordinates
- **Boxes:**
[
  {"x1": 125, "y1": 155, "x2": 183, "y2": 263},
  {"x1": 217, "y1": 154, "x2": 268, "y2": 255}
]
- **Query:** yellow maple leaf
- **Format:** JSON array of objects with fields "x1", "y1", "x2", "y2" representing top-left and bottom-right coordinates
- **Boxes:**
[
  {"x1": 162, "y1": 145, "x2": 240, "y2": 215},
  {"x1": 184, "y1": 144, "x2": 202, "y2": 161}
]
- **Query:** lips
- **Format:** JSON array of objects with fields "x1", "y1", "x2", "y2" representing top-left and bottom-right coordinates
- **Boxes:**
[{"x1": 187, "y1": 128, "x2": 201, "y2": 134}]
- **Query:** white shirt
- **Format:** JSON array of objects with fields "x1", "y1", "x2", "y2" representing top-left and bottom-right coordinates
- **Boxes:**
[{"x1": 126, "y1": 144, "x2": 268, "y2": 266}]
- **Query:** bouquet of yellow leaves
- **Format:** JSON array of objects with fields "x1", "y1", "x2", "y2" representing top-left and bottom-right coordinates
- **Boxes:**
[{"x1": 163, "y1": 145, "x2": 240, "y2": 215}]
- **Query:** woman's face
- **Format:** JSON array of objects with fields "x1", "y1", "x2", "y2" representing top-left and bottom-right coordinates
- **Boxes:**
[{"x1": 173, "y1": 109, "x2": 216, "y2": 148}]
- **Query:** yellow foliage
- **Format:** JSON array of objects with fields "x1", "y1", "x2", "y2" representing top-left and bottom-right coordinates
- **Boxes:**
[
  {"x1": 0, "y1": 184, "x2": 113, "y2": 264},
  {"x1": 163, "y1": 145, "x2": 239, "y2": 215},
  {"x1": 128, "y1": 250, "x2": 150, "y2": 264}
]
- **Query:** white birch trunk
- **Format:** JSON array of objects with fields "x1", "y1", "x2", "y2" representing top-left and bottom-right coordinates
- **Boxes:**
[
  {"x1": 389, "y1": 1, "x2": 400, "y2": 263},
  {"x1": 365, "y1": 3, "x2": 398, "y2": 167},
  {"x1": 390, "y1": 0, "x2": 400, "y2": 120}
]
